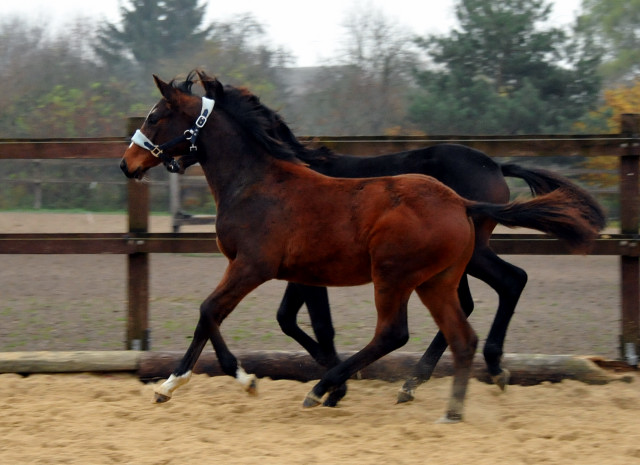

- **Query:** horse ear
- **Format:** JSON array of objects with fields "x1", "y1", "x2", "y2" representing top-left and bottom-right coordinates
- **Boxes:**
[
  {"x1": 195, "y1": 69, "x2": 211, "y2": 81},
  {"x1": 197, "y1": 70, "x2": 223, "y2": 100},
  {"x1": 153, "y1": 74, "x2": 179, "y2": 102}
]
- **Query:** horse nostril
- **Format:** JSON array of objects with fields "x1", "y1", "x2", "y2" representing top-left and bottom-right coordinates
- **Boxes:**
[{"x1": 120, "y1": 159, "x2": 138, "y2": 179}]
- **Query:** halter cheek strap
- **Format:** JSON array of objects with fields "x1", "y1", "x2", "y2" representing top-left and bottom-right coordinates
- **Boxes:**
[{"x1": 131, "y1": 96, "x2": 215, "y2": 173}]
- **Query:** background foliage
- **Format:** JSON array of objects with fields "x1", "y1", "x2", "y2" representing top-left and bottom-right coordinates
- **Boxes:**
[{"x1": 0, "y1": 0, "x2": 638, "y2": 212}]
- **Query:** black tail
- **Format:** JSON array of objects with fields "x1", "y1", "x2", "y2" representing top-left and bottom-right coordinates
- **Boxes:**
[
  {"x1": 500, "y1": 163, "x2": 607, "y2": 231},
  {"x1": 466, "y1": 188, "x2": 600, "y2": 253}
]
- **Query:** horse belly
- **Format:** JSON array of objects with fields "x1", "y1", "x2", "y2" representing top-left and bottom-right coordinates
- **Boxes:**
[{"x1": 277, "y1": 249, "x2": 373, "y2": 287}]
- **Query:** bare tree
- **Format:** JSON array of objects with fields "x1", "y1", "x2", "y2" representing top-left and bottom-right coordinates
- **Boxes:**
[
  {"x1": 337, "y1": 2, "x2": 418, "y2": 133},
  {"x1": 284, "y1": 2, "x2": 419, "y2": 135}
]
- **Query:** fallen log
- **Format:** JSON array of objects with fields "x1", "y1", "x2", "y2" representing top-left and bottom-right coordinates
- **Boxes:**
[
  {"x1": 137, "y1": 350, "x2": 635, "y2": 385},
  {"x1": 0, "y1": 350, "x2": 141, "y2": 373},
  {"x1": 0, "y1": 351, "x2": 633, "y2": 386}
]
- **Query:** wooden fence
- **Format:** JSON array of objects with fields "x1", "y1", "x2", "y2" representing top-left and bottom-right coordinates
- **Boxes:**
[{"x1": 1, "y1": 114, "x2": 639, "y2": 364}]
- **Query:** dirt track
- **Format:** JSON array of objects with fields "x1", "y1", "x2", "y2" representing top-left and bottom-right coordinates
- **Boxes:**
[{"x1": 0, "y1": 212, "x2": 622, "y2": 359}]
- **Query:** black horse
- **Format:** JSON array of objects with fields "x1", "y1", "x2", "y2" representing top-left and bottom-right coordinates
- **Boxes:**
[{"x1": 216, "y1": 94, "x2": 605, "y2": 404}]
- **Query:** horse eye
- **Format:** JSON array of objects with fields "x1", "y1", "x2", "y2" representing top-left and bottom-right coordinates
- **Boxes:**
[{"x1": 147, "y1": 113, "x2": 160, "y2": 125}]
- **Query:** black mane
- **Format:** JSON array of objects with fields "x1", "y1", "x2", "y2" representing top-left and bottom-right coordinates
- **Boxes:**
[
  {"x1": 174, "y1": 71, "x2": 338, "y2": 166},
  {"x1": 172, "y1": 73, "x2": 196, "y2": 94},
  {"x1": 173, "y1": 72, "x2": 307, "y2": 163}
]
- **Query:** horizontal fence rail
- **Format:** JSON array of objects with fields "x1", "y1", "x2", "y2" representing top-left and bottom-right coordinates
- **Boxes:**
[
  {"x1": 1, "y1": 232, "x2": 640, "y2": 256},
  {"x1": 1, "y1": 114, "x2": 639, "y2": 363},
  {"x1": 0, "y1": 134, "x2": 635, "y2": 159}
]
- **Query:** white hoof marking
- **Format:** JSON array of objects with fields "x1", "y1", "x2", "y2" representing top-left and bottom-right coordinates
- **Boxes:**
[
  {"x1": 154, "y1": 371, "x2": 192, "y2": 400},
  {"x1": 235, "y1": 366, "x2": 258, "y2": 394}
]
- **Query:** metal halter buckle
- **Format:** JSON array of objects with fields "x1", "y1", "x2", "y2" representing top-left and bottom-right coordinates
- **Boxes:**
[
  {"x1": 195, "y1": 114, "x2": 208, "y2": 128},
  {"x1": 150, "y1": 146, "x2": 163, "y2": 158}
]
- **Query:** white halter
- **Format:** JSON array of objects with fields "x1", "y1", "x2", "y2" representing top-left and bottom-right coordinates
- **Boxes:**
[{"x1": 130, "y1": 97, "x2": 215, "y2": 172}]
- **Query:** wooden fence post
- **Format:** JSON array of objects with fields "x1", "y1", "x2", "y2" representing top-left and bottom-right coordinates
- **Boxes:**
[
  {"x1": 126, "y1": 117, "x2": 151, "y2": 350},
  {"x1": 619, "y1": 113, "x2": 640, "y2": 365}
]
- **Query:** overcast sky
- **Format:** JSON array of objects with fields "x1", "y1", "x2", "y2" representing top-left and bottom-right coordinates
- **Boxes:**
[{"x1": 3, "y1": 0, "x2": 583, "y2": 67}]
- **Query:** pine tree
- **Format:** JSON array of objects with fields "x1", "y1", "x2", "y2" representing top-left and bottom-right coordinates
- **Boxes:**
[
  {"x1": 93, "y1": 0, "x2": 211, "y2": 70},
  {"x1": 409, "y1": 0, "x2": 602, "y2": 134}
]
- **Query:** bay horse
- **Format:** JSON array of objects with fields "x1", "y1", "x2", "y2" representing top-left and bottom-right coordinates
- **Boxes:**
[
  {"x1": 176, "y1": 76, "x2": 606, "y2": 406},
  {"x1": 120, "y1": 70, "x2": 599, "y2": 422}
]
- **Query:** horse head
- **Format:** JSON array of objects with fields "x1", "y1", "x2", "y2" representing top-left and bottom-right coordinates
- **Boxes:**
[
  {"x1": 121, "y1": 70, "x2": 301, "y2": 181},
  {"x1": 120, "y1": 72, "x2": 219, "y2": 179}
]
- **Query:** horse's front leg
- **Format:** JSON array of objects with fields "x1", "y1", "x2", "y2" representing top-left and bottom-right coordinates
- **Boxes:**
[
  {"x1": 276, "y1": 283, "x2": 324, "y2": 359},
  {"x1": 208, "y1": 315, "x2": 258, "y2": 396},
  {"x1": 276, "y1": 283, "x2": 346, "y2": 406},
  {"x1": 277, "y1": 283, "x2": 341, "y2": 367},
  {"x1": 153, "y1": 318, "x2": 209, "y2": 402},
  {"x1": 154, "y1": 263, "x2": 266, "y2": 403}
]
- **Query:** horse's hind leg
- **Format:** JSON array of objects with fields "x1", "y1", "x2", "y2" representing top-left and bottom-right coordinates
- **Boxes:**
[
  {"x1": 398, "y1": 274, "x2": 474, "y2": 403},
  {"x1": 303, "y1": 289, "x2": 411, "y2": 408},
  {"x1": 276, "y1": 283, "x2": 346, "y2": 406},
  {"x1": 466, "y1": 246, "x2": 528, "y2": 390},
  {"x1": 154, "y1": 262, "x2": 265, "y2": 403},
  {"x1": 411, "y1": 278, "x2": 478, "y2": 423}
]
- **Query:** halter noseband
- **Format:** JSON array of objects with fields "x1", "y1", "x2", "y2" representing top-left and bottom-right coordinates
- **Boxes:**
[{"x1": 131, "y1": 96, "x2": 215, "y2": 173}]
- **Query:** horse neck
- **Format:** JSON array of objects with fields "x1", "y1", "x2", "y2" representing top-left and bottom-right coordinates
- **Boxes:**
[{"x1": 196, "y1": 125, "x2": 279, "y2": 209}]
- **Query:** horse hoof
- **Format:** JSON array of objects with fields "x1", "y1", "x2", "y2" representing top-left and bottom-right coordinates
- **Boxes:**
[
  {"x1": 154, "y1": 393, "x2": 171, "y2": 403},
  {"x1": 302, "y1": 392, "x2": 323, "y2": 408},
  {"x1": 492, "y1": 368, "x2": 511, "y2": 391},
  {"x1": 236, "y1": 367, "x2": 258, "y2": 395},
  {"x1": 435, "y1": 413, "x2": 463, "y2": 424},
  {"x1": 323, "y1": 398, "x2": 338, "y2": 407},
  {"x1": 245, "y1": 376, "x2": 258, "y2": 396},
  {"x1": 323, "y1": 384, "x2": 347, "y2": 407},
  {"x1": 396, "y1": 389, "x2": 415, "y2": 404}
]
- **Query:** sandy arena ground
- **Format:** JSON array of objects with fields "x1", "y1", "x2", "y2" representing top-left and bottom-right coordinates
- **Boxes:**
[{"x1": 0, "y1": 372, "x2": 638, "y2": 465}]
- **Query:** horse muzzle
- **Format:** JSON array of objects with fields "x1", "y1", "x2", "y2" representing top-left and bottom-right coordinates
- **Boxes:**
[{"x1": 120, "y1": 159, "x2": 144, "y2": 179}]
